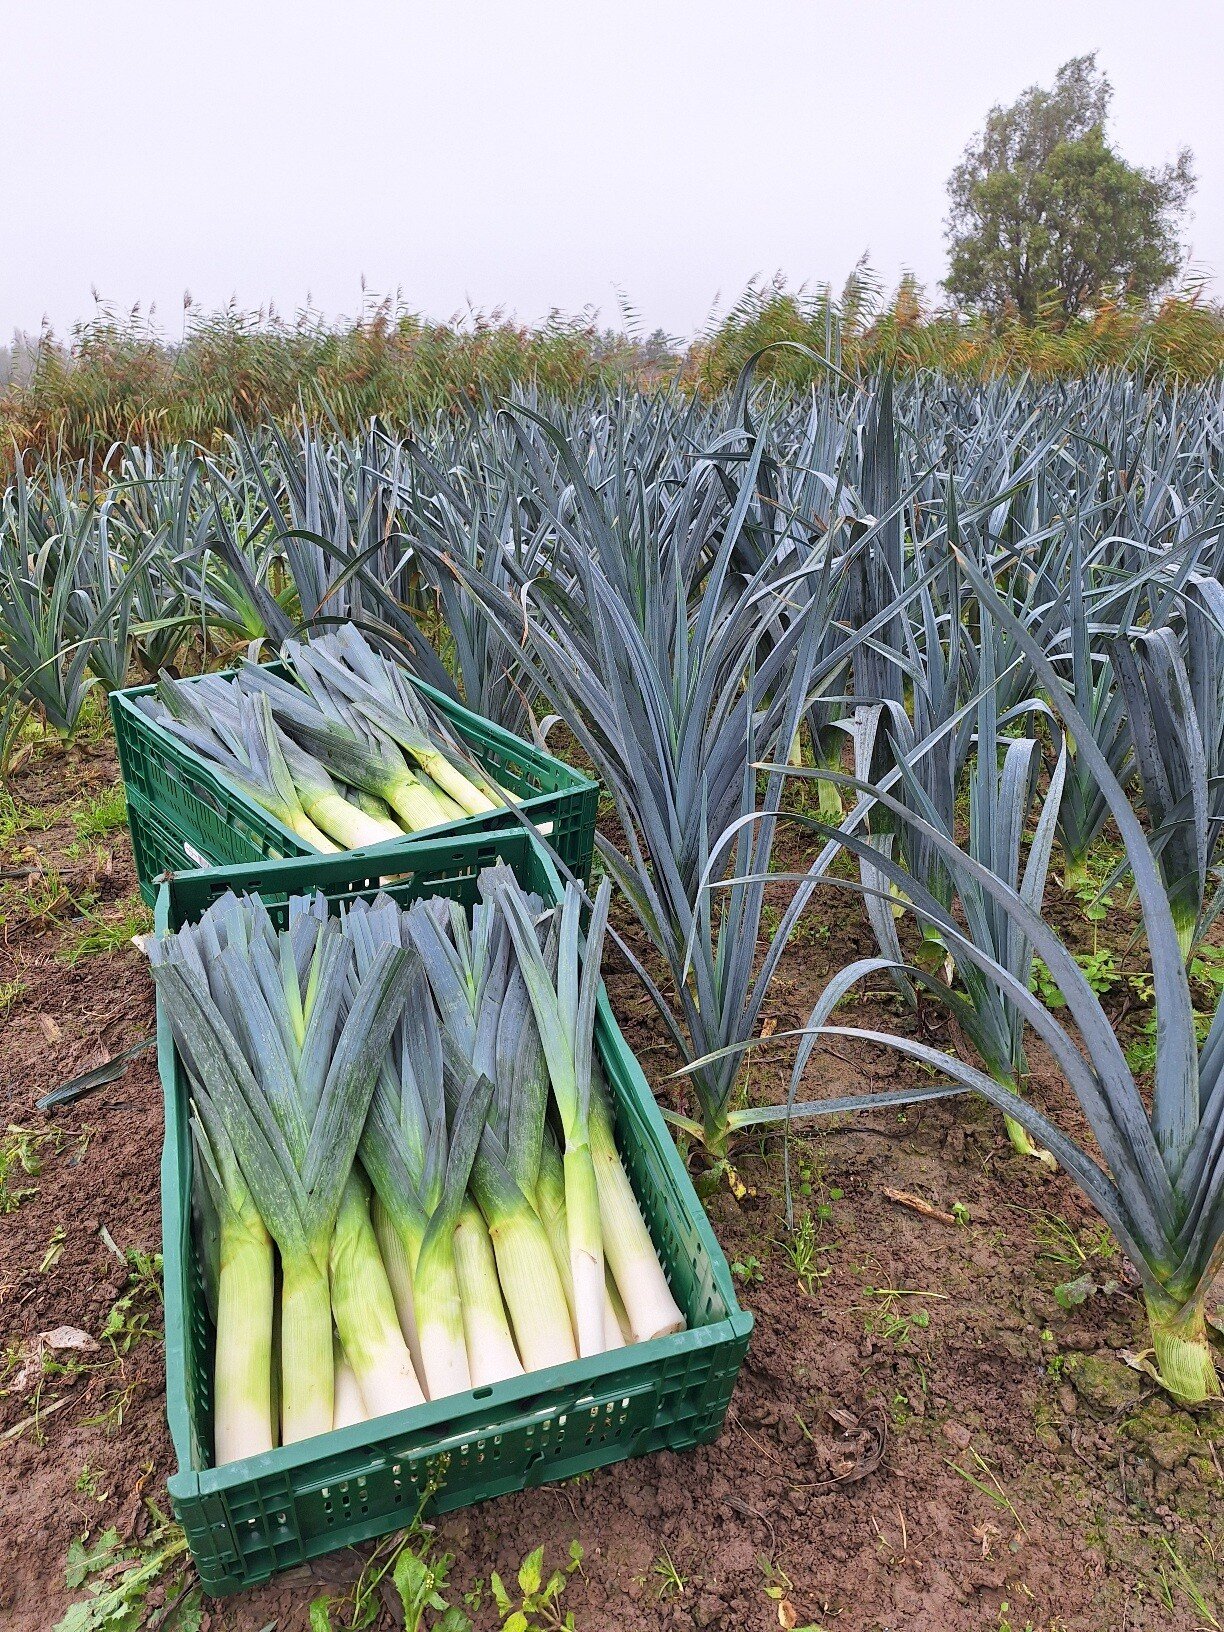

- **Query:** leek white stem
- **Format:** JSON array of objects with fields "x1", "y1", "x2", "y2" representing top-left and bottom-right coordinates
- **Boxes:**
[
  {"x1": 330, "y1": 1176, "x2": 425, "y2": 1419},
  {"x1": 372, "y1": 1196, "x2": 424, "y2": 1382},
  {"x1": 332, "y1": 1339, "x2": 367, "y2": 1430},
  {"x1": 412, "y1": 1215, "x2": 472, "y2": 1402},
  {"x1": 279, "y1": 1252, "x2": 334, "y2": 1444},
  {"x1": 213, "y1": 1210, "x2": 275, "y2": 1465},
  {"x1": 564, "y1": 1141, "x2": 606, "y2": 1357},
  {"x1": 453, "y1": 1201, "x2": 524, "y2": 1385},
  {"x1": 590, "y1": 1106, "x2": 685, "y2": 1341},
  {"x1": 487, "y1": 1204, "x2": 577, "y2": 1372}
]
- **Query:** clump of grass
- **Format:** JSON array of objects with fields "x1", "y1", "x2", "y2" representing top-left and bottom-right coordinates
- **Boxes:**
[
  {"x1": 71, "y1": 784, "x2": 127, "y2": 840},
  {"x1": 60, "y1": 896, "x2": 151, "y2": 964}
]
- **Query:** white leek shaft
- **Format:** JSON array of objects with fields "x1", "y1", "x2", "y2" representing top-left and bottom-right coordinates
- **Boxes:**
[
  {"x1": 412, "y1": 1220, "x2": 472, "y2": 1401},
  {"x1": 603, "y1": 1272, "x2": 628, "y2": 1350},
  {"x1": 454, "y1": 1203, "x2": 524, "y2": 1385},
  {"x1": 309, "y1": 790, "x2": 403, "y2": 850},
  {"x1": 280, "y1": 1252, "x2": 334, "y2": 1444},
  {"x1": 536, "y1": 1168, "x2": 622, "y2": 1351},
  {"x1": 213, "y1": 1215, "x2": 275, "y2": 1465},
  {"x1": 372, "y1": 1197, "x2": 424, "y2": 1381},
  {"x1": 387, "y1": 775, "x2": 452, "y2": 832},
  {"x1": 417, "y1": 749, "x2": 496, "y2": 815},
  {"x1": 330, "y1": 1179, "x2": 425, "y2": 1418},
  {"x1": 332, "y1": 1341, "x2": 367, "y2": 1430},
  {"x1": 290, "y1": 812, "x2": 342, "y2": 854},
  {"x1": 489, "y1": 1205, "x2": 577, "y2": 1372},
  {"x1": 564, "y1": 1143, "x2": 606, "y2": 1357},
  {"x1": 591, "y1": 1120, "x2": 685, "y2": 1341}
]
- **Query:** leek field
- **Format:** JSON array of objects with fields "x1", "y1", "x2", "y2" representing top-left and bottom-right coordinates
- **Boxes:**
[{"x1": 2, "y1": 367, "x2": 1223, "y2": 1632}]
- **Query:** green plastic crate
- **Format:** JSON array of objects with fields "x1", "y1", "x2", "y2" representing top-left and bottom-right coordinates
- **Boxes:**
[
  {"x1": 112, "y1": 666, "x2": 598, "y2": 904},
  {"x1": 154, "y1": 828, "x2": 752, "y2": 1597}
]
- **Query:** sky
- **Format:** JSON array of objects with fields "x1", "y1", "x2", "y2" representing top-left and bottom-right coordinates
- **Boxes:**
[{"x1": 1, "y1": 1, "x2": 1219, "y2": 343}]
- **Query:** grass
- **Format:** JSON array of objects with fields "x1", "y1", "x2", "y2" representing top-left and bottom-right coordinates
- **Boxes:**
[
  {"x1": 70, "y1": 783, "x2": 127, "y2": 840},
  {"x1": 1, "y1": 282, "x2": 1221, "y2": 469},
  {"x1": 59, "y1": 894, "x2": 151, "y2": 963}
]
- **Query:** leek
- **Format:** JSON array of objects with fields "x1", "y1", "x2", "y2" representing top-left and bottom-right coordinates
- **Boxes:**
[
  {"x1": 332, "y1": 1337, "x2": 367, "y2": 1430},
  {"x1": 491, "y1": 873, "x2": 611, "y2": 1356},
  {"x1": 329, "y1": 1170, "x2": 424, "y2": 1417},
  {"x1": 151, "y1": 891, "x2": 412, "y2": 1443},
  {"x1": 407, "y1": 891, "x2": 576, "y2": 1370},
  {"x1": 345, "y1": 897, "x2": 491, "y2": 1400},
  {"x1": 189, "y1": 1110, "x2": 275, "y2": 1465}
]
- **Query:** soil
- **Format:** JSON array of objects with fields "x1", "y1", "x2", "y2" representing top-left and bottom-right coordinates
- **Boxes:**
[{"x1": 0, "y1": 732, "x2": 1220, "y2": 1632}]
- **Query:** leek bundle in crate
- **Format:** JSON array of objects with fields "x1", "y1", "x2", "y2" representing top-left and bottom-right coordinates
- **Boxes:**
[
  {"x1": 154, "y1": 829, "x2": 751, "y2": 1595},
  {"x1": 112, "y1": 624, "x2": 598, "y2": 901}
]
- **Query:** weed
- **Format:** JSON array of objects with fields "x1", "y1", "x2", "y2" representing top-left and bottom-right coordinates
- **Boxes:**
[
  {"x1": 781, "y1": 1213, "x2": 831, "y2": 1295},
  {"x1": 40, "y1": 1224, "x2": 67, "y2": 1272},
  {"x1": 101, "y1": 1247, "x2": 164, "y2": 1355},
  {"x1": 653, "y1": 1542, "x2": 686, "y2": 1599},
  {"x1": 53, "y1": 1503, "x2": 198, "y2": 1632},
  {"x1": 491, "y1": 1542, "x2": 583, "y2": 1630},
  {"x1": 74, "y1": 1463, "x2": 109, "y2": 1503},
  {"x1": 60, "y1": 895, "x2": 151, "y2": 964},
  {"x1": 0, "y1": 1124, "x2": 58, "y2": 1213},
  {"x1": 951, "y1": 1201, "x2": 971, "y2": 1226},
  {"x1": 71, "y1": 783, "x2": 127, "y2": 840},
  {"x1": 731, "y1": 1255, "x2": 764, "y2": 1285},
  {"x1": 862, "y1": 1285, "x2": 941, "y2": 1345},
  {"x1": 1151, "y1": 1536, "x2": 1219, "y2": 1628},
  {"x1": 946, "y1": 1448, "x2": 1026, "y2": 1536},
  {"x1": 310, "y1": 1462, "x2": 468, "y2": 1630},
  {"x1": 0, "y1": 976, "x2": 25, "y2": 1015}
]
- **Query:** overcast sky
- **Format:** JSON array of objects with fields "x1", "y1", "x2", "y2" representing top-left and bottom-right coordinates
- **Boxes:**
[{"x1": 1, "y1": 1, "x2": 1219, "y2": 343}]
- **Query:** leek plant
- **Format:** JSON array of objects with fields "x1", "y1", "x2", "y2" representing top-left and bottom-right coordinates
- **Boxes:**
[
  {"x1": 1112, "y1": 582, "x2": 1224, "y2": 958},
  {"x1": 492, "y1": 876, "x2": 610, "y2": 1354},
  {"x1": 189, "y1": 1111, "x2": 275, "y2": 1462},
  {"x1": 407, "y1": 888, "x2": 575, "y2": 1369},
  {"x1": 343, "y1": 896, "x2": 497, "y2": 1399},
  {"x1": 796, "y1": 573, "x2": 1224, "y2": 1404},
  {"x1": 1047, "y1": 528, "x2": 1135, "y2": 888},
  {"x1": 151, "y1": 892, "x2": 416, "y2": 1445},
  {"x1": 416, "y1": 406, "x2": 880, "y2": 1160}
]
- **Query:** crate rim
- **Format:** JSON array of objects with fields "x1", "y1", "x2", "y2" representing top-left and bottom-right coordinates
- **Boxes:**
[{"x1": 155, "y1": 825, "x2": 751, "y2": 1507}]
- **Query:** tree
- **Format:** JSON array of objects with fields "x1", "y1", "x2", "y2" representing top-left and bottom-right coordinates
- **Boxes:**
[{"x1": 944, "y1": 55, "x2": 1195, "y2": 323}]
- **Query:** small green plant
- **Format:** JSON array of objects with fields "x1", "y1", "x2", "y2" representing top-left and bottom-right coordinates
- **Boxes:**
[
  {"x1": 946, "y1": 1448, "x2": 1026, "y2": 1536},
  {"x1": 101, "y1": 1247, "x2": 164, "y2": 1356},
  {"x1": 60, "y1": 895, "x2": 151, "y2": 964},
  {"x1": 951, "y1": 1201, "x2": 971, "y2": 1226},
  {"x1": 71, "y1": 783, "x2": 127, "y2": 840},
  {"x1": 74, "y1": 1463, "x2": 109, "y2": 1503},
  {"x1": 731, "y1": 1255, "x2": 764, "y2": 1285},
  {"x1": 0, "y1": 976, "x2": 25, "y2": 1015},
  {"x1": 862, "y1": 1286, "x2": 940, "y2": 1346},
  {"x1": 0, "y1": 1124, "x2": 58, "y2": 1213},
  {"x1": 1075, "y1": 944, "x2": 1122, "y2": 998},
  {"x1": 40, "y1": 1224, "x2": 67, "y2": 1272},
  {"x1": 491, "y1": 1542, "x2": 583, "y2": 1631},
  {"x1": 53, "y1": 1504, "x2": 198, "y2": 1632},
  {"x1": 310, "y1": 1466, "x2": 467, "y2": 1630},
  {"x1": 1150, "y1": 1535, "x2": 1219, "y2": 1628},
  {"x1": 781, "y1": 1213, "x2": 830, "y2": 1295},
  {"x1": 653, "y1": 1543, "x2": 686, "y2": 1599}
]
